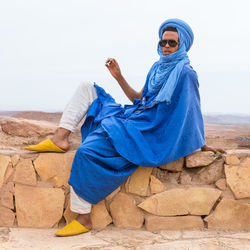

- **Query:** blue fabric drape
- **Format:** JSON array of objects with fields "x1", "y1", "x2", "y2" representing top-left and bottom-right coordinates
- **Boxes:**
[
  {"x1": 68, "y1": 19, "x2": 205, "y2": 204},
  {"x1": 147, "y1": 18, "x2": 194, "y2": 107}
]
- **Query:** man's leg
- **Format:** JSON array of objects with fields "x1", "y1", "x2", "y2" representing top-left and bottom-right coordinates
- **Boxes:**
[
  {"x1": 70, "y1": 186, "x2": 92, "y2": 230},
  {"x1": 55, "y1": 186, "x2": 92, "y2": 236},
  {"x1": 26, "y1": 81, "x2": 97, "y2": 152}
]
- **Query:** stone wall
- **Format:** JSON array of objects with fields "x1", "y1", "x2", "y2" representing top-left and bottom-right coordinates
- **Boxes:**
[{"x1": 0, "y1": 150, "x2": 250, "y2": 231}]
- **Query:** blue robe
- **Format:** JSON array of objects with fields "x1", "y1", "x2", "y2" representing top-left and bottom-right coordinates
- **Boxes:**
[{"x1": 68, "y1": 64, "x2": 205, "y2": 204}]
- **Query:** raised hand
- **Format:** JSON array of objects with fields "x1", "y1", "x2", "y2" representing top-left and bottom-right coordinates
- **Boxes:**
[{"x1": 105, "y1": 58, "x2": 122, "y2": 80}]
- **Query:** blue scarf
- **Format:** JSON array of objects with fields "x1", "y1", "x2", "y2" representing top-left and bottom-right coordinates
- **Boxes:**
[{"x1": 147, "y1": 18, "x2": 194, "y2": 106}]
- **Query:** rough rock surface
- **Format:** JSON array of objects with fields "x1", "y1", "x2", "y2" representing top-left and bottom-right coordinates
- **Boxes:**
[
  {"x1": 159, "y1": 158, "x2": 184, "y2": 172},
  {"x1": 145, "y1": 215, "x2": 204, "y2": 231},
  {"x1": 186, "y1": 151, "x2": 215, "y2": 168},
  {"x1": 125, "y1": 166, "x2": 153, "y2": 196},
  {"x1": 225, "y1": 154, "x2": 241, "y2": 165},
  {"x1": 138, "y1": 187, "x2": 221, "y2": 216},
  {"x1": 13, "y1": 159, "x2": 36, "y2": 186},
  {"x1": 63, "y1": 202, "x2": 78, "y2": 225},
  {"x1": 150, "y1": 175, "x2": 165, "y2": 194},
  {"x1": 0, "y1": 117, "x2": 57, "y2": 137},
  {"x1": 15, "y1": 184, "x2": 65, "y2": 228},
  {"x1": 34, "y1": 153, "x2": 75, "y2": 188},
  {"x1": 0, "y1": 155, "x2": 11, "y2": 190},
  {"x1": 205, "y1": 198, "x2": 250, "y2": 230},
  {"x1": 0, "y1": 206, "x2": 15, "y2": 227},
  {"x1": 215, "y1": 178, "x2": 227, "y2": 191},
  {"x1": 91, "y1": 200, "x2": 112, "y2": 230},
  {"x1": 192, "y1": 159, "x2": 224, "y2": 184},
  {"x1": 225, "y1": 157, "x2": 250, "y2": 199},
  {"x1": 0, "y1": 189, "x2": 13, "y2": 209},
  {"x1": 110, "y1": 192, "x2": 144, "y2": 228}
]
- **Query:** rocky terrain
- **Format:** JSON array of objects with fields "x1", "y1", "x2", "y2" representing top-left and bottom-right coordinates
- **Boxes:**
[{"x1": 0, "y1": 111, "x2": 250, "y2": 249}]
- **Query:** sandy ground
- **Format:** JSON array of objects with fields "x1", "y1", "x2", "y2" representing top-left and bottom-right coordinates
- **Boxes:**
[{"x1": 0, "y1": 226, "x2": 250, "y2": 250}]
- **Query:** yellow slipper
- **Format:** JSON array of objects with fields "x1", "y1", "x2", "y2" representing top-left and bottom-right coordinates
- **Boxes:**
[
  {"x1": 55, "y1": 220, "x2": 90, "y2": 237},
  {"x1": 25, "y1": 138, "x2": 66, "y2": 153}
]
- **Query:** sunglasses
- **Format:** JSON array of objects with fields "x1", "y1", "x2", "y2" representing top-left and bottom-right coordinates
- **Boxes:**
[{"x1": 159, "y1": 39, "x2": 179, "y2": 48}]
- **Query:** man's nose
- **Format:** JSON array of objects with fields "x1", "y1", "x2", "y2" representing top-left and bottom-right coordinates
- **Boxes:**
[{"x1": 164, "y1": 42, "x2": 170, "y2": 48}]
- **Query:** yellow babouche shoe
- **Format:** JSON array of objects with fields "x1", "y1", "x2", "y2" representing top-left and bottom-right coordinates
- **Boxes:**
[
  {"x1": 55, "y1": 220, "x2": 90, "y2": 237},
  {"x1": 25, "y1": 138, "x2": 66, "y2": 153}
]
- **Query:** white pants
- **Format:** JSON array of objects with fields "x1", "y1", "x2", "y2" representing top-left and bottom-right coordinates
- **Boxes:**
[
  {"x1": 60, "y1": 81, "x2": 98, "y2": 214},
  {"x1": 59, "y1": 81, "x2": 98, "y2": 132}
]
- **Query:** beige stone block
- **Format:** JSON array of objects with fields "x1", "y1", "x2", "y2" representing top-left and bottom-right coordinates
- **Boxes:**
[
  {"x1": 105, "y1": 186, "x2": 121, "y2": 201},
  {"x1": 0, "y1": 155, "x2": 11, "y2": 190},
  {"x1": 150, "y1": 175, "x2": 164, "y2": 194},
  {"x1": 125, "y1": 166, "x2": 153, "y2": 196},
  {"x1": 13, "y1": 159, "x2": 36, "y2": 186},
  {"x1": 110, "y1": 192, "x2": 144, "y2": 229},
  {"x1": 15, "y1": 184, "x2": 65, "y2": 228},
  {"x1": 4, "y1": 164, "x2": 14, "y2": 183},
  {"x1": 186, "y1": 151, "x2": 215, "y2": 168},
  {"x1": 34, "y1": 152, "x2": 75, "y2": 188},
  {"x1": 225, "y1": 158, "x2": 250, "y2": 199},
  {"x1": 215, "y1": 178, "x2": 227, "y2": 191},
  {"x1": 11, "y1": 154, "x2": 20, "y2": 166},
  {"x1": 145, "y1": 215, "x2": 204, "y2": 231},
  {"x1": 0, "y1": 117, "x2": 57, "y2": 137},
  {"x1": 159, "y1": 158, "x2": 184, "y2": 171},
  {"x1": 0, "y1": 190, "x2": 13, "y2": 209},
  {"x1": 63, "y1": 202, "x2": 78, "y2": 225},
  {"x1": 91, "y1": 200, "x2": 112, "y2": 230},
  {"x1": 192, "y1": 159, "x2": 224, "y2": 184},
  {"x1": 205, "y1": 198, "x2": 250, "y2": 230},
  {"x1": 0, "y1": 206, "x2": 15, "y2": 227},
  {"x1": 225, "y1": 154, "x2": 240, "y2": 165},
  {"x1": 138, "y1": 187, "x2": 221, "y2": 216}
]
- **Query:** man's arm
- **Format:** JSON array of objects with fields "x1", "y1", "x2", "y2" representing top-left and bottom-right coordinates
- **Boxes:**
[{"x1": 106, "y1": 58, "x2": 143, "y2": 102}]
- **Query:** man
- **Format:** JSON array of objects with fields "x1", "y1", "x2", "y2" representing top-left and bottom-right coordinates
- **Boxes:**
[{"x1": 26, "y1": 18, "x2": 225, "y2": 236}]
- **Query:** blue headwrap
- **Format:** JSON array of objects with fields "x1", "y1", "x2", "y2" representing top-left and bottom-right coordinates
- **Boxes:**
[{"x1": 147, "y1": 18, "x2": 194, "y2": 106}]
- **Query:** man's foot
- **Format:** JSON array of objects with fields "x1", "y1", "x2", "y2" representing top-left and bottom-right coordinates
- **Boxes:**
[
  {"x1": 51, "y1": 128, "x2": 71, "y2": 151},
  {"x1": 25, "y1": 128, "x2": 71, "y2": 153},
  {"x1": 76, "y1": 213, "x2": 92, "y2": 230},
  {"x1": 55, "y1": 213, "x2": 92, "y2": 237}
]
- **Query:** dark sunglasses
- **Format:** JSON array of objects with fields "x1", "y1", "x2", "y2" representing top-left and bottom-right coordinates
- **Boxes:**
[{"x1": 159, "y1": 39, "x2": 179, "y2": 48}]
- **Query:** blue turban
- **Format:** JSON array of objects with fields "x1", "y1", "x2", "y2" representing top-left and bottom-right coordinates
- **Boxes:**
[{"x1": 147, "y1": 18, "x2": 194, "y2": 106}]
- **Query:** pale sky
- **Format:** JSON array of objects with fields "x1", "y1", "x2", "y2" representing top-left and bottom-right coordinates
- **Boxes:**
[{"x1": 0, "y1": 0, "x2": 249, "y2": 115}]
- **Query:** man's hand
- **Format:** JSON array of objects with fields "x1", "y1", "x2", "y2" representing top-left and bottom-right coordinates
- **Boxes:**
[
  {"x1": 201, "y1": 144, "x2": 226, "y2": 154},
  {"x1": 105, "y1": 58, "x2": 122, "y2": 80}
]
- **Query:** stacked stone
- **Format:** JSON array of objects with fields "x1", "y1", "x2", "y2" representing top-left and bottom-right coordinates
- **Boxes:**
[{"x1": 0, "y1": 150, "x2": 250, "y2": 230}]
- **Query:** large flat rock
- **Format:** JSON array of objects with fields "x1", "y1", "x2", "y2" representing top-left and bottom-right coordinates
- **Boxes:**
[
  {"x1": 15, "y1": 184, "x2": 65, "y2": 228},
  {"x1": 138, "y1": 187, "x2": 221, "y2": 216},
  {"x1": 0, "y1": 155, "x2": 11, "y2": 190},
  {"x1": 159, "y1": 158, "x2": 184, "y2": 171},
  {"x1": 205, "y1": 198, "x2": 250, "y2": 230},
  {"x1": 125, "y1": 166, "x2": 152, "y2": 196},
  {"x1": 145, "y1": 215, "x2": 204, "y2": 231},
  {"x1": 0, "y1": 117, "x2": 57, "y2": 137},
  {"x1": 225, "y1": 157, "x2": 250, "y2": 199},
  {"x1": 13, "y1": 159, "x2": 36, "y2": 186},
  {"x1": 186, "y1": 151, "x2": 215, "y2": 168},
  {"x1": 33, "y1": 152, "x2": 75, "y2": 188},
  {"x1": 110, "y1": 192, "x2": 144, "y2": 229},
  {"x1": 91, "y1": 200, "x2": 112, "y2": 230}
]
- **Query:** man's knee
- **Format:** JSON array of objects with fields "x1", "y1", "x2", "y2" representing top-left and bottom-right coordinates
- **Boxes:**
[{"x1": 78, "y1": 81, "x2": 94, "y2": 91}]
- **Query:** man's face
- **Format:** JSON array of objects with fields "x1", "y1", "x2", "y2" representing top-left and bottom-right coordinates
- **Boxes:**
[{"x1": 161, "y1": 31, "x2": 179, "y2": 56}]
